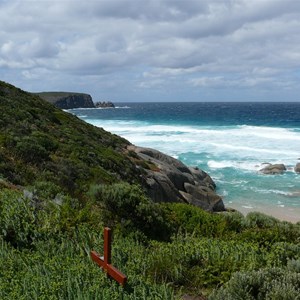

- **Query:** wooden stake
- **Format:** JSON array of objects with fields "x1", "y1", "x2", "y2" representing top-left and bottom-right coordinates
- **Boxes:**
[{"x1": 91, "y1": 227, "x2": 127, "y2": 286}]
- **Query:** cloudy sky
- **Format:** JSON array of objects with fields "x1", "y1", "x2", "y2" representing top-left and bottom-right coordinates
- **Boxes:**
[{"x1": 1, "y1": 0, "x2": 300, "y2": 102}]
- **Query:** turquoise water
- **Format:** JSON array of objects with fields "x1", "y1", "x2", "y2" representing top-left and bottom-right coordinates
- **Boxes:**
[{"x1": 70, "y1": 102, "x2": 300, "y2": 222}]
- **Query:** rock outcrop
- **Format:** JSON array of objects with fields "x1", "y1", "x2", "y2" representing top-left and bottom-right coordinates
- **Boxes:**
[
  {"x1": 36, "y1": 92, "x2": 95, "y2": 109},
  {"x1": 295, "y1": 163, "x2": 300, "y2": 173},
  {"x1": 259, "y1": 163, "x2": 286, "y2": 175},
  {"x1": 128, "y1": 145, "x2": 225, "y2": 212},
  {"x1": 95, "y1": 101, "x2": 115, "y2": 108}
]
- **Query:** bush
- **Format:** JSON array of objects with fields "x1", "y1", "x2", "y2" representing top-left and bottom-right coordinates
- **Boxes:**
[
  {"x1": 15, "y1": 137, "x2": 50, "y2": 163},
  {"x1": 163, "y1": 203, "x2": 228, "y2": 238},
  {"x1": 266, "y1": 242, "x2": 300, "y2": 267},
  {"x1": 89, "y1": 183, "x2": 172, "y2": 240},
  {"x1": 0, "y1": 189, "x2": 37, "y2": 248},
  {"x1": 147, "y1": 233, "x2": 266, "y2": 290},
  {"x1": 244, "y1": 212, "x2": 280, "y2": 229},
  {"x1": 209, "y1": 267, "x2": 300, "y2": 300},
  {"x1": 27, "y1": 181, "x2": 62, "y2": 201},
  {"x1": 221, "y1": 210, "x2": 245, "y2": 232}
]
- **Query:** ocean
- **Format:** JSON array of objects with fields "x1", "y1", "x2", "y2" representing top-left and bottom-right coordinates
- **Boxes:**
[{"x1": 69, "y1": 102, "x2": 300, "y2": 222}]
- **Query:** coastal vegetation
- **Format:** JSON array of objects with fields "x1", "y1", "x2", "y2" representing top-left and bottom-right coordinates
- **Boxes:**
[{"x1": 0, "y1": 81, "x2": 299, "y2": 299}]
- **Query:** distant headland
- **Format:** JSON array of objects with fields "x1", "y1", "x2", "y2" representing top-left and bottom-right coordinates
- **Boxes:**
[{"x1": 35, "y1": 92, "x2": 115, "y2": 109}]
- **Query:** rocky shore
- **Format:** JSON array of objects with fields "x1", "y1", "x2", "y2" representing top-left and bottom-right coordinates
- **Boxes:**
[{"x1": 128, "y1": 145, "x2": 225, "y2": 212}]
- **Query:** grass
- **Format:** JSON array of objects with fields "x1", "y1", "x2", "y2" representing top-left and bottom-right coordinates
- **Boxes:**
[{"x1": 0, "y1": 187, "x2": 299, "y2": 299}]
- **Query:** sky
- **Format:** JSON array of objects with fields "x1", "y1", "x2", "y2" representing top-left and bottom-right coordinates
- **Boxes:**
[{"x1": 1, "y1": 0, "x2": 300, "y2": 102}]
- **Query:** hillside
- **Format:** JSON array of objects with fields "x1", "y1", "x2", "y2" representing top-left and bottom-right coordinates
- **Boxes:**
[{"x1": 0, "y1": 81, "x2": 139, "y2": 198}]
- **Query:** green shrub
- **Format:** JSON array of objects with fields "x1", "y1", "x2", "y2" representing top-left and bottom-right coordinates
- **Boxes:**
[
  {"x1": 89, "y1": 183, "x2": 172, "y2": 240},
  {"x1": 287, "y1": 259, "x2": 300, "y2": 273},
  {"x1": 221, "y1": 210, "x2": 245, "y2": 232},
  {"x1": 147, "y1": 233, "x2": 266, "y2": 290},
  {"x1": 0, "y1": 189, "x2": 37, "y2": 248},
  {"x1": 36, "y1": 195, "x2": 99, "y2": 237},
  {"x1": 244, "y1": 212, "x2": 280, "y2": 229},
  {"x1": 163, "y1": 203, "x2": 228, "y2": 238},
  {"x1": 30, "y1": 181, "x2": 61, "y2": 200},
  {"x1": 15, "y1": 137, "x2": 50, "y2": 163},
  {"x1": 209, "y1": 267, "x2": 300, "y2": 300},
  {"x1": 266, "y1": 242, "x2": 300, "y2": 267}
]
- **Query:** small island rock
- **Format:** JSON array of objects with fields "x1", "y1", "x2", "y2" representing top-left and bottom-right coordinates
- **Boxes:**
[
  {"x1": 295, "y1": 163, "x2": 300, "y2": 173},
  {"x1": 259, "y1": 163, "x2": 286, "y2": 175},
  {"x1": 95, "y1": 101, "x2": 115, "y2": 108}
]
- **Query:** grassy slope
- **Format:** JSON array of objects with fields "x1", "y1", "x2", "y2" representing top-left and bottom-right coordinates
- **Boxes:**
[{"x1": 0, "y1": 81, "x2": 140, "y2": 198}]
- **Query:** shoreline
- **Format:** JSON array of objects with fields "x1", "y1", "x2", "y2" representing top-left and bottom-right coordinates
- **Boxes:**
[
  {"x1": 228, "y1": 203, "x2": 300, "y2": 224},
  {"x1": 71, "y1": 105, "x2": 300, "y2": 224}
]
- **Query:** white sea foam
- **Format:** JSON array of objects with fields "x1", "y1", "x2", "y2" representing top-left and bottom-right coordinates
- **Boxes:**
[
  {"x1": 250, "y1": 187, "x2": 294, "y2": 196},
  {"x1": 90, "y1": 122, "x2": 300, "y2": 159},
  {"x1": 238, "y1": 125, "x2": 300, "y2": 141},
  {"x1": 242, "y1": 205, "x2": 254, "y2": 209},
  {"x1": 86, "y1": 120, "x2": 300, "y2": 169},
  {"x1": 82, "y1": 117, "x2": 300, "y2": 220},
  {"x1": 207, "y1": 160, "x2": 261, "y2": 171},
  {"x1": 104, "y1": 124, "x2": 295, "y2": 166}
]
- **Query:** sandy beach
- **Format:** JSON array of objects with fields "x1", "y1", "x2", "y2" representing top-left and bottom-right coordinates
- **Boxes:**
[{"x1": 229, "y1": 203, "x2": 300, "y2": 224}]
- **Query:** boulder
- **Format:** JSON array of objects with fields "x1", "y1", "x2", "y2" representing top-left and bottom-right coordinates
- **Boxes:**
[
  {"x1": 189, "y1": 167, "x2": 216, "y2": 190},
  {"x1": 145, "y1": 171, "x2": 183, "y2": 203},
  {"x1": 259, "y1": 163, "x2": 286, "y2": 175},
  {"x1": 127, "y1": 145, "x2": 225, "y2": 212},
  {"x1": 183, "y1": 183, "x2": 225, "y2": 211},
  {"x1": 134, "y1": 146, "x2": 191, "y2": 173},
  {"x1": 295, "y1": 163, "x2": 300, "y2": 173}
]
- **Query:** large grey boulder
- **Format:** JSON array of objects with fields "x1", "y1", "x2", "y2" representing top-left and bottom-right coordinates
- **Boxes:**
[
  {"x1": 295, "y1": 163, "x2": 300, "y2": 173},
  {"x1": 145, "y1": 171, "x2": 183, "y2": 203},
  {"x1": 128, "y1": 145, "x2": 225, "y2": 212},
  {"x1": 183, "y1": 183, "x2": 225, "y2": 211},
  {"x1": 259, "y1": 163, "x2": 286, "y2": 175},
  {"x1": 135, "y1": 147, "x2": 191, "y2": 173}
]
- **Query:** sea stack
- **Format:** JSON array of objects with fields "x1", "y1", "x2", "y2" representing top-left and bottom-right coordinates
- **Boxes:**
[{"x1": 95, "y1": 101, "x2": 115, "y2": 108}]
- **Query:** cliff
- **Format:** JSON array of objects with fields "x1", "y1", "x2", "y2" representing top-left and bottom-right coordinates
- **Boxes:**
[{"x1": 36, "y1": 92, "x2": 95, "y2": 109}]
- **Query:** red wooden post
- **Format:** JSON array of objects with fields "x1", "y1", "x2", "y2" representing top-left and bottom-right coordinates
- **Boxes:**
[
  {"x1": 91, "y1": 227, "x2": 127, "y2": 286},
  {"x1": 104, "y1": 227, "x2": 111, "y2": 265}
]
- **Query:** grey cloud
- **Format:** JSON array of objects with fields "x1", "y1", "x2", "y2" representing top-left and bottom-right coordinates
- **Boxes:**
[
  {"x1": 1, "y1": 0, "x2": 300, "y2": 101},
  {"x1": 70, "y1": 0, "x2": 210, "y2": 22}
]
